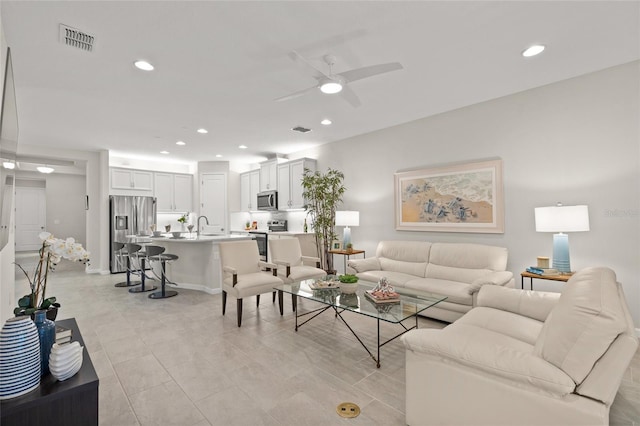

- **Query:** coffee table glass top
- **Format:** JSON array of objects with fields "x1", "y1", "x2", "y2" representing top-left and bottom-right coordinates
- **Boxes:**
[{"x1": 275, "y1": 279, "x2": 447, "y2": 323}]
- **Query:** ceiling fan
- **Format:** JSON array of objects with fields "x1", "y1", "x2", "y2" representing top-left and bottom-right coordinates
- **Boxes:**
[{"x1": 275, "y1": 51, "x2": 403, "y2": 108}]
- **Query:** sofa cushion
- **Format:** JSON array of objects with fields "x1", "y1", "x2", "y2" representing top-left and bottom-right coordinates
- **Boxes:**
[
  {"x1": 402, "y1": 325, "x2": 576, "y2": 396},
  {"x1": 405, "y1": 278, "x2": 473, "y2": 305},
  {"x1": 376, "y1": 240, "x2": 431, "y2": 277},
  {"x1": 457, "y1": 307, "x2": 545, "y2": 346},
  {"x1": 428, "y1": 242, "x2": 508, "y2": 271},
  {"x1": 357, "y1": 270, "x2": 417, "y2": 288},
  {"x1": 534, "y1": 267, "x2": 628, "y2": 384}
]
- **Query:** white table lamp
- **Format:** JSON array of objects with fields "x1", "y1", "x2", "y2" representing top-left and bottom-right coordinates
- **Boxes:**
[
  {"x1": 534, "y1": 204, "x2": 589, "y2": 273},
  {"x1": 335, "y1": 211, "x2": 359, "y2": 248}
]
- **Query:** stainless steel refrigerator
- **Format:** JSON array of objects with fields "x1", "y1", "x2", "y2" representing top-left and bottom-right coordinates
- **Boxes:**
[{"x1": 109, "y1": 195, "x2": 156, "y2": 273}]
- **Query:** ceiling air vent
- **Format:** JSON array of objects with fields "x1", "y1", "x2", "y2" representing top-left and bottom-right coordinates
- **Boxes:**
[
  {"x1": 291, "y1": 126, "x2": 312, "y2": 133},
  {"x1": 59, "y1": 24, "x2": 95, "y2": 52}
]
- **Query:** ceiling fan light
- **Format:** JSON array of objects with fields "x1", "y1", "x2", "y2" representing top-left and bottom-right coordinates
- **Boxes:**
[
  {"x1": 37, "y1": 166, "x2": 54, "y2": 174},
  {"x1": 320, "y1": 81, "x2": 343, "y2": 94}
]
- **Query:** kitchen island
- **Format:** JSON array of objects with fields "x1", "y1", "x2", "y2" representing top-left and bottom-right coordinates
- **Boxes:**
[{"x1": 147, "y1": 234, "x2": 254, "y2": 294}]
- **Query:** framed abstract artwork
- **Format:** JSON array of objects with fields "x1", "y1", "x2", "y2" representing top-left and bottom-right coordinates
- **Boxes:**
[{"x1": 394, "y1": 159, "x2": 504, "y2": 233}]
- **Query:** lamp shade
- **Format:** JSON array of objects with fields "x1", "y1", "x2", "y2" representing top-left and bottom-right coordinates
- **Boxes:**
[
  {"x1": 534, "y1": 205, "x2": 589, "y2": 233},
  {"x1": 335, "y1": 211, "x2": 359, "y2": 227}
]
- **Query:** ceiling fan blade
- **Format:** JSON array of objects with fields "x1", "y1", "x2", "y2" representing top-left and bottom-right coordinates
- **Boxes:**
[
  {"x1": 274, "y1": 84, "x2": 318, "y2": 102},
  {"x1": 339, "y1": 86, "x2": 361, "y2": 108},
  {"x1": 288, "y1": 50, "x2": 330, "y2": 80},
  {"x1": 338, "y1": 62, "x2": 403, "y2": 83}
]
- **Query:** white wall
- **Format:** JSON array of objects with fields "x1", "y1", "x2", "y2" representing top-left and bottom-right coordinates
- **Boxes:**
[
  {"x1": 45, "y1": 174, "x2": 86, "y2": 244},
  {"x1": 297, "y1": 61, "x2": 640, "y2": 326}
]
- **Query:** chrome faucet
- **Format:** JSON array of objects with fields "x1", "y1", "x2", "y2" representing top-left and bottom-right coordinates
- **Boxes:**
[{"x1": 196, "y1": 215, "x2": 209, "y2": 238}]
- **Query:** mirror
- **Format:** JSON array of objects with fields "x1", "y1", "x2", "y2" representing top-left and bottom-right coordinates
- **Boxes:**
[{"x1": 0, "y1": 47, "x2": 18, "y2": 251}]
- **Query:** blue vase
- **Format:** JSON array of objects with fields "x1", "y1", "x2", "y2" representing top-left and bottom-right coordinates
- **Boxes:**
[{"x1": 33, "y1": 310, "x2": 55, "y2": 375}]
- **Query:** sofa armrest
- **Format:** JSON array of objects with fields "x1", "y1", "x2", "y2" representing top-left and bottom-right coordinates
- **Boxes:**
[
  {"x1": 348, "y1": 257, "x2": 381, "y2": 273},
  {"x1": 402, "y1": 326, "x2": 575, "y2": 396},
  {"x1": 477, "y1": 285, "x2": 560, "y2": 322},
  {"x1": 468, "y1": 271, "x2": 514, "y2": 294}
]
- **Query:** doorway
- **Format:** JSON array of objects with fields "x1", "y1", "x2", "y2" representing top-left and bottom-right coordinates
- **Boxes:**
[
  {"x1": 200, "y1": 173, "x2": 227, "y2": 234},
  {"x1": 15, "y1": 186, "x2": 46, "y2": 251}
]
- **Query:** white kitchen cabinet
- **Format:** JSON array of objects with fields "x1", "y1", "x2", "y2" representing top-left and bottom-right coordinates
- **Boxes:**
[
  {"x1": 240, "y1": 170, "x2": 259, "y2": 211},
  {"x1": 259, "y1": 159, "x2": 278, "y2": 192},
  {"x1": 154, "y1": 172, "x2": 193, "y2": 213},
  {"x1": 277, "y1": 158, "x2": 316, "y2": 210},
  {"x1": 110, "y1": 168, "x2": 154, "y2": 195}
]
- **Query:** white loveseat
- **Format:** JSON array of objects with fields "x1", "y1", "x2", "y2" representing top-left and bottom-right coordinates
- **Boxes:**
[
  {"x1": 401, "y1": 267, "x2": 638, "y2": 425},
  {"x1": 348, "y1": 241, "x2": 514, "y2": 322}
]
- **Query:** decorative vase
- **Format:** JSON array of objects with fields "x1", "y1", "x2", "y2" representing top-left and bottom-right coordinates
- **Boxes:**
[
  {"x1": 28, "y1": 306, "x2": 57, "y2": 322},
  {"x1": 0, "y1": 316, "x2": 41, "y2": 399},
  {"x1": 33, "y1": 310, "x2": 55, "y2": 376},
  {"x1": 49, "y1": 342, "x2": 83, "y2": 382}
]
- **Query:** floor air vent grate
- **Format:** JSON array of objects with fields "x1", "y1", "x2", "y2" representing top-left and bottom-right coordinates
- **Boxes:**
[{"x1": 59, "y1": 24, "x2": 95, "y2": 52}]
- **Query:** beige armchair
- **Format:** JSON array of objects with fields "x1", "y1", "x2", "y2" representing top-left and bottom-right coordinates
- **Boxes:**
[
  {"x1": 402, "y1": 267, "x2": 638, "y2": 425},
  {"x1": 269, "y1": 238, "x2": 325, "y2": 283},
  {"x1": 269, "y1": 238, "x2": 326, "y2": 313},
  {"x1": 219, "y1": 240, "x2": 283, "y2": 327}
]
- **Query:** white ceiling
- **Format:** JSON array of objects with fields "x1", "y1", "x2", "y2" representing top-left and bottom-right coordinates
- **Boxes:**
[{"x1": 2, "y1": 1, "x2": 639, "y2": 168}]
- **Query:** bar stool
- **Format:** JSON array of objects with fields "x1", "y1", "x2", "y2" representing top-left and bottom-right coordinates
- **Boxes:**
[
  {"x1": 146, "y1": 245, "x2": 179, "y2": 299},
  {"x1": 126, "y1": 243, "x2": 157, "y2": 293},
  {"x1": 113, "y1": 242, "x2": 141, "y2": 288}
]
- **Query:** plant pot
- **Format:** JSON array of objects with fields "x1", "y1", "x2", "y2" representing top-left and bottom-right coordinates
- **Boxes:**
[{"x1": 340, "y1": 282, "x2": 359, "y2": 294}]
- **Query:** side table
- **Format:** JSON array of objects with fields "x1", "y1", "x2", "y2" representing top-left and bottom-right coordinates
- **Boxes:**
[
  {"x1": 520, "y1": 271, "x2": 572, "y2": 290},
  {"x1": 329, "y1": 249, "x2": 365, "y2": 274},
  {"x1": 1, "y1": 317, "x2": 99, "y2": 426}
]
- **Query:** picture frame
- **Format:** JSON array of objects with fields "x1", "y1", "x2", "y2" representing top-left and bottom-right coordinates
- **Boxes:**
[
  {"x1": 331, "y1": 240, "x2": 343, "y2": 250},
  {"x1": 394, "y1": 158, "x2": 504, "y2": 233}
]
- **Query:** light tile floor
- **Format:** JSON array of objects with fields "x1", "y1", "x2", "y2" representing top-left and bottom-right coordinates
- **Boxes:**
[{"x1": 13, "y1": 252, "x2": 640, "y2": 425}]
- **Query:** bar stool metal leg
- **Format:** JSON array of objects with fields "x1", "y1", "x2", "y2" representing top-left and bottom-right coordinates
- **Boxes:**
[
  {"x1": 149, "y1": 257, "x2": 178, "y2": 299},
  {"x1": 129, "y1": 257, "x2": 157, "y2": 293}
]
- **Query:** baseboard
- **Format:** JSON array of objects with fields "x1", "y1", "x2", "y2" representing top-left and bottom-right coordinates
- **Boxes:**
[{"x1": 175, "y1": 282, "x2": 221, "y2": 295}]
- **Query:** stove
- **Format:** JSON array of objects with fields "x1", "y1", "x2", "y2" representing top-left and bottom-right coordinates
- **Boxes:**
[{"x1": 268, "y1": 220, "x2": 288, "y2": 232}]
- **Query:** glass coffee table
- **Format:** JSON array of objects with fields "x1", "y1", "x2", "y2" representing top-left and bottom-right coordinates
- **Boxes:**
[{"x1": 274, "y1": 279, "x2": 447, "y2": 368}]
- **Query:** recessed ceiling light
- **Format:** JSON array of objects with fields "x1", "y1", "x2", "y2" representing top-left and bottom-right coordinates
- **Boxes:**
[
  {"x1": 215, "y1": 154, "x2": 223, "y2": 158},
  {"x1": 37, "y1": 166, "x2": 54, "y2": 174},
  {"x1": 176, "y1": 141, "x2": 186, "y2": 146},
  {"x1": 522, "y1": 45, "x2": 545, "y2": 57},
  {"x1": 160, "y1": 151, "x2": 169, "y2": 155},
  {"x1": 134, "y1": 60, "x2": 154, "y2": 71},
  {"x1": 2, "y1": 161, "x2": 15, "y2": 169},
  {"x1": 197, "y1": 128, "x2": 208, "y2": 134},
  {"x1": 239, "y1": 145, "x2": 248, "y2": 149},
  {"x1": 321, "y1": 119, "x2": 332, "y2": 126}
]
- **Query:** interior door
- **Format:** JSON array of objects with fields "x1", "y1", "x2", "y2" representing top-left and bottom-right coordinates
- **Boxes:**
[
  {"x1": 15, "y1": 187, "x2": 46, "y2": 251},
  {"x1": 200, "y1": 173, "x2": 227, "y2": 234}
]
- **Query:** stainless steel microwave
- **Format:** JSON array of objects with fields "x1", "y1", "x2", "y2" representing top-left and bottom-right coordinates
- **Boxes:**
[{"x1": 257, "y1": 190, "x2": 278, "y2": 211}]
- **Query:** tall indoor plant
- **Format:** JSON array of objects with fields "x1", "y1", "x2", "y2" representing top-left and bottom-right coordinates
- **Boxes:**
[{"x1": 301, "y1": 167, "x2": 345, "y2": 273}]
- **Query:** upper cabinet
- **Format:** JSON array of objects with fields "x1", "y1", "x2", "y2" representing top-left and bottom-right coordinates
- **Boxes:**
[
  {"x1": 110, "y1": 168, "x2": 154, "y2": 196},
  {"x1": 240, "y1": 169, "x2": 260, "y2": 211},
  {"x1": 259, "y1": 159, "x2": 278, "y2": 192},
  {"x1": 154, "y1": 172, "x2": 193, "y2": 213},
  {"x1": 277, "y1": 158, "x2": 316, "y2": 210}
]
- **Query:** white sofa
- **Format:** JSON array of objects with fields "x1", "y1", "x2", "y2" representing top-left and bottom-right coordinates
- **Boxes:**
[
  {"x1": 402, "y1": 267, "x2": 638, "y2": 426},
  {"x1": 348, "y1": 241, "x2": 514, "y2": 322}
]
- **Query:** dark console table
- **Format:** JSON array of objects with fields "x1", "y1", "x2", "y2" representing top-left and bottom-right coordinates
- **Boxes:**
[{"x1": 1, "y1": 318, "x2": 99, "y2": 426}]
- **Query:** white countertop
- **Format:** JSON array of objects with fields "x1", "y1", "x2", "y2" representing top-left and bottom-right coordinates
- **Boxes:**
[
  {"x1": 148, "y1": 234, "x2": 254, "y2": 243},
  {"x1": 229, "y1": 229, "x2": 311, "y2": 236}
]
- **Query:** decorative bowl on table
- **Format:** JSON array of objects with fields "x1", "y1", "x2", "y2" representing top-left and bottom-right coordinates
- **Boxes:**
[
  {"x1": 171, "y1": 231, "x2": 182, "y2": 239},
  {"x1": 152, "y1": 231, "x2": 163, "y2": 237}
]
